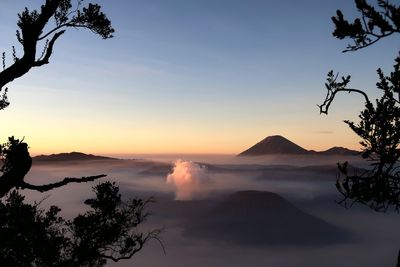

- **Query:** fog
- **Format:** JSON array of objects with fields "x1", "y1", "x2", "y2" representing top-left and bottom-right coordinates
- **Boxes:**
[{"x1": 20, "y1": 155, "x2": 400, "y2": 267}]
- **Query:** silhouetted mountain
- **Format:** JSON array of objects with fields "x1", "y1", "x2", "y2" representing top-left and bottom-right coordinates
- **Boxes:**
[
  {"x1": 33, "y1": 152, "x2": 117, "y2": 162},
  {"x1": 239, "y1": 135, "x2": 359, "y2": 156},
  {"x1": 239, "y1": 135, "x2": 309, "y2": 156},
  {"x1": 183, "y1": 190, "x2": 353, "y2": 246},
  {"x1": 319, "y1": 146, "x2": 359, "y2": 155}
]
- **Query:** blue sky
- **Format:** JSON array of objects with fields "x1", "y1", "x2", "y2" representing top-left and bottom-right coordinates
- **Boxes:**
[{"x1": 0, "y1": 0, "x2": 398, "y2": 154}]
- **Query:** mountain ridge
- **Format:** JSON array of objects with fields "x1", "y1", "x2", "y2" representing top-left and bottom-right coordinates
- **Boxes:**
[
  {"x1": 33, "y1": 152, "x2": 118, "y2": 162},
  {"x1": 239, "y1": 135, "x2": 358, "y2": 156}
]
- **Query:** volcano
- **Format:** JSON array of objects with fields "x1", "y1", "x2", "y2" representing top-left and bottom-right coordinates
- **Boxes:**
[
  {"x1": 238, "y1": 135, "x2": 308, "y2": 156},
  {"x1": 183, "y1": 191, "x2": 352, "y2": 246},
  {"x1": 238, "y1": 135, "x2": 359, "y2": 156}
]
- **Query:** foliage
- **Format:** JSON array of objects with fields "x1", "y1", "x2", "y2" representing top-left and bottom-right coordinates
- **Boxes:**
[
  {"x1": 0, "y1": 1, "x2": 160, "y2": 265},
  {"x1": 0, "y1": 137, "x2": 29, "y2": 174},
  {"x1": 0, "y1": 0, "x2": 115, "y2": 110},
  {"x1": 0, "y1": 0, "x2": 115, "y2": 197},
  {"x1": 336, "y1": 61, "x2": 400, "y2": 211},
  {"x1": 0, "y1": 182, "x2": 160, "y2": 267},
  {"x1": 332, "y1": 0, "x2": 400, "y2": 52},
  {"x1": 0, "y1": 136, "x2": 106, "y2": 199},
  {"x1": 320, "y1": 0, "x2": 400, "y2": 212}
]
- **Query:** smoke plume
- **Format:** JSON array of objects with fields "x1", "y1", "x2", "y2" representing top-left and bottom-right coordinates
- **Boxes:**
[{"x1": 166, "y1": 159, "x2": 210, "y2": 200}]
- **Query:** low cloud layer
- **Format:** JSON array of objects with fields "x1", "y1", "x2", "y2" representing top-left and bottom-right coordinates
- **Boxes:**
[
  {"x1": 24, "y1": 158, "x2": 400, "y2": 267},
  {"x1": 166, "y1": 159, "x2": 210, "y2": 200}
]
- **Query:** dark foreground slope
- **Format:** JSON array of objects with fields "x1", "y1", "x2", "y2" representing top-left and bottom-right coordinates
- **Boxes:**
[{"x1": 183, "y1": 191, "x2": 353, "y2": 246}]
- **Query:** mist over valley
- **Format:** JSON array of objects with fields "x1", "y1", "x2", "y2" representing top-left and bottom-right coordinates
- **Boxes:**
[{"x1": 21, "y1": 148, "x2": 400, "y2": 267}]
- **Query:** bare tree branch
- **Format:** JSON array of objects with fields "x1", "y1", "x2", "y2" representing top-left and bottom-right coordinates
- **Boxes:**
[
  {"x1": 20, "y1": 174, "x2": 107, "y2": 193},
  {"x1": 0, "y1": 138, "x2": 106, "y2": 198},
  {"x1": 332, "y1": 1, "x2": 400, "y2": 52},
  {"x1": 99, "y1": 229, "x2": 165, "y2": 262},
  {"x1": 33, "y1": 30, "x2": 65, "y2": 66},
  {"x1": 318, "y1": 71, "x2": 371, "y2": 115},
  {"x1": 343, "y1": 32, "x2": 394, "y2": 52},
  {"x1": 319, "y1": 88, "x2": 371, "y2": 114},
  {"x1": 0, "y1": 0, "x2": 114, "y2": 111}
]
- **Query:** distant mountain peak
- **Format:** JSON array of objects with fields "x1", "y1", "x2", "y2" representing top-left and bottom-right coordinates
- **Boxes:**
[
  {"x1": 238, "y1": 135, "x2": 358, "y2": 156},
  {"x1": 238, "y1": 135, "x2": 308, "y2": 156}
]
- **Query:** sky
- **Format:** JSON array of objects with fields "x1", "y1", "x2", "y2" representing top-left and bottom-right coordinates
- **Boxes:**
[{"x1": 0, "y1": 0, "x2": 398, "y2": 155}]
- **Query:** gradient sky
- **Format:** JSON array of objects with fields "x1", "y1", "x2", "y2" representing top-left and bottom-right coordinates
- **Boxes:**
[{"x1": 0, "y1": 0, "x2": 398, "y2": 155}]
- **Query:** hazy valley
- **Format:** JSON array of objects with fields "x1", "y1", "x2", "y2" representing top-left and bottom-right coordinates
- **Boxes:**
[{"x1": 22, "y1": 141, "x2": 400, "y2": 267}]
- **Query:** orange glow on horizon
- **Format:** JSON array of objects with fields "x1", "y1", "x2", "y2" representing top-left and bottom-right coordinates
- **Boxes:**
[
  {"x1": 24, "y1": 131, "x2": 361, "y2": 156},
  {"x1": 1, "y1": 102, "x2": 361, "y2": 156}
]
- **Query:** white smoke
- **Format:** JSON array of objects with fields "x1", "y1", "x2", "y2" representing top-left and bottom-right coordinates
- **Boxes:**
[{"x1": 166, "y1": 159, "x2": 211, "y2": 200}]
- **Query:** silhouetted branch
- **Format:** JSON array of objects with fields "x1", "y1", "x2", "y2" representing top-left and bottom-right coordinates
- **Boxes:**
[
  {"x1": 0, "y1": 2, "x2": 160, "y2": 266},
  {"x1": 324, "y1": 0, "x2": 400, "y2": 264},
  {"x1": 20, "y1": 174, "x2": 107, "y2": 193},
  {"x1": 39, "y1": 24, "x2": 72, "y2": 41},
  {"x1": 318, "y1": 71, "x2": 370, "y2": 114},
  {"x1": 33, "y1": 30, "x2": 65, "y2": 66},
  {"x1": 343, "y1": 29, "x2": 394, "y2": 52},
  {"x1": 331, "y1": 65, "x2": 400, "y2": 212},
  {"x1": 0, "y1": 137, "x2": 107, "y2": 198},
  {"x1": 0, "y1": 0, "x2": 114, "y2": 111},
  {"x1": 319, "y1": 87, "x2": 370, "y2": 115},
  {"x1": 332, "y1": 1, "x2": 400, "y2": 52},
  {"x1": 39, "y1": 22, "x2": 108, "y2": 41},
  {"x1": 99, "y1": 229, "x2": 165, "y2": 262}
]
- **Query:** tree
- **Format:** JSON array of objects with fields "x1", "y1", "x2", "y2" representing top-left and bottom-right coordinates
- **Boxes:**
[
  {"x1": 0, "y1": 0, "x2": 115, "y2": 196},
  {"x1": 319, "y1": 0, "x2": 400, "y2": 264},
  {"x1": 319, "y1": 0, "x2": 400, "y2": 212},
  {"x1": 0, "y1": 182, "x2": 161, "y2": 267},
  {"x1": 0, "y1": 1, "x2": 161, "y2": 265}
]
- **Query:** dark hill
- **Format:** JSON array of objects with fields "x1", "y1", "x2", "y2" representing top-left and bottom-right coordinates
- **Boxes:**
[
  {"x1": 238, "y1": 135, "x2": 309, "y2": 156},
  {"x1": 33, "y1": 152, "x2": 117, "y2": 162},
  {"x1": 183, "y1": 190, "x2": 352, "y2": 246},
  {"x1": 319, "y1": 146, "x2": 359, "y2": 155}
]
